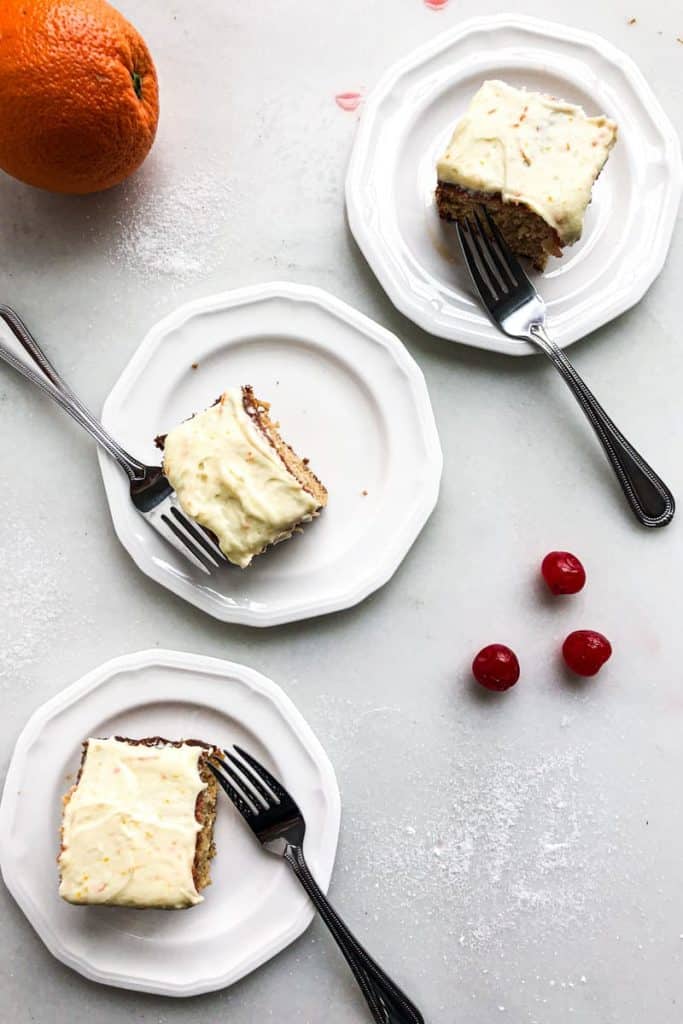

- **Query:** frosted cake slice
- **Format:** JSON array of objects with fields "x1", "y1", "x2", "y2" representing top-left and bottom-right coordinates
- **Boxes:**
[
  {"x1": 435, "y1": 80, "x2": 618, "y2": 269},
  {"x1": 159, "y1": 386, "x2": 327, "y2": 568},
  {"x1": 58, "y1": 737, "x2": 218, "y2": 910}
]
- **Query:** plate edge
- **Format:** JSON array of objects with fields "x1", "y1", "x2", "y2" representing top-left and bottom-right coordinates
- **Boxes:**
[
  {"x1": 345, "y1": 13, "x2": 683, "y2": 355},
  {"x1": 0, "y1": 649, "x2": 342, "y2": 996},
  {"x1": 97, "y1": 284, "x2": 444, "y2": 624}
]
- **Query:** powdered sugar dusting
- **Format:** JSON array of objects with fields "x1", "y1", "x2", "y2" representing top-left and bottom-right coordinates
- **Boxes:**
[
  {"x1": 0, "y1": 512, "x2": 67, "y2": 685},
  {"x1": 307, "y1": 694, "x2": 602, "y2": 957},
  {"x1": 105, "y1": 164, "x2": 238, "y2": 282},
  {"x1": 350, "y1": 744, "x2": 589, "y2": 951}
]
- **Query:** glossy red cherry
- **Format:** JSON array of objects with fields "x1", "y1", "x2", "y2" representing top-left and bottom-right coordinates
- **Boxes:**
[
  {"x1": 541, "y1": 551, "x2": 586, "y2": 595},
  {"x1": 472, "y1": 644, "x2": 520, "y2": 691},
  {"x1": 562, "y1": 630, "x2": 612, "y2": 677}
]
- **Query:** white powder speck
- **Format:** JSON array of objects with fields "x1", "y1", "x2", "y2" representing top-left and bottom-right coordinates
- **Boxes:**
[
  {"x1": 104, "y1": 161, "x2": 238, "y2": 282},
  {"x1": 0, "y1": 512, "x2": 68, "y2": 685},
  {"x1": 310, "y1": 693, "x2": 600, "y2": 961}
]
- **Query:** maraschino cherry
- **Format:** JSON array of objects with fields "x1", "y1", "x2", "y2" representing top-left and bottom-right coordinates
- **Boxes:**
[
  {"x1": 541, "y1": 551, "x2": 586, "y2": 595},
  {"x1": 472, "y1": 644, "x2": 520, "y2": 691},
  {"x1": 562, "y1": 630, "x2": 612, "y2": 677}
]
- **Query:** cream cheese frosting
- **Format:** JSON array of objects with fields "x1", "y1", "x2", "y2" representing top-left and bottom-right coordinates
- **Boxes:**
[
  {"x1": 436, "y1": 80, "x2": 618, "y2": 244},
  {"x1": 59, "y1": 738, "x2": 206, "y2": 909},
  {"x1": 163, "y1": 388, "x2": 319, "y2": 568}
]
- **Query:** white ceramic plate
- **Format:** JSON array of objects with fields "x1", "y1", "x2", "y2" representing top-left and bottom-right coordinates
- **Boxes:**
[
  {"x1": 346, "y1": 14, "x2": 682, "y2": 356},
  {"x1": 0, "y1": 650, "x2": 341, "y2": 997},
  {"x1": 98, "y1": 283, "x2": 442, "y2": 625}
]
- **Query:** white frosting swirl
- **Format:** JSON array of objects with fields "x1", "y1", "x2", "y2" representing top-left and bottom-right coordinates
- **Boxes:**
[
  {"x1": 59, "y1": 738, "x2": 206, "y2": 909},
  {"x1": 163, "y1": 388, "x2": 319, "y2": 568},
  {"x1": 437, "y1": 80, "x2": 617, "y2": 245}
]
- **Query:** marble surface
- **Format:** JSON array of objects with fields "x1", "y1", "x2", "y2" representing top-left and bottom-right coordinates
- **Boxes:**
[{"x1": 0, "y1": 1, "x2": 682, "y2": 1021}]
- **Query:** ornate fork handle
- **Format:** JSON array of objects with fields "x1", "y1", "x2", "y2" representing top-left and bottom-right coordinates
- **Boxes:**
[
  {"x1": 0, "y1": 305, "x2": 146, "y2": 481},
  {"x1": 529, "y1": 323, "x2": 675, "y2": 528},
  {"x1": 284, "y1": 844, "x2": 424, "y2": 1024}
]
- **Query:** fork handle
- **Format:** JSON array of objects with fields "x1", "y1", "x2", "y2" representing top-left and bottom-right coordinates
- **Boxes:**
[
  {"x1": 0, "y1": 306, "x2": 146, "y2": 481},
  {"x1": 284, "y1": 844, "x2": 424, "y2": 1024},
  {"x1": 529, "y1": 323, "x2": 675, "y2": 528}
]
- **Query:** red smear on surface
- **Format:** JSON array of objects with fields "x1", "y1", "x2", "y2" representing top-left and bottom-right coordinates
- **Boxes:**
[
  {"x1": 335, "y1": 91, "x2": 362, "y2": 112},
  {"x1": 424, "y1": 0, "x2": 449, "y2": 8}
]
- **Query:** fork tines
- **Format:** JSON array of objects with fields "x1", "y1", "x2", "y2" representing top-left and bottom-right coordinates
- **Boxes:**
[
  {"x1": 208, "y1": 746, "x2": 291, "y2": 823},
  {"x1": 456, "y1": 206, "x2": 530, "y2": 308},
  {"x1": 164, "y1": 500, "x2": 227, "y2": 571}
]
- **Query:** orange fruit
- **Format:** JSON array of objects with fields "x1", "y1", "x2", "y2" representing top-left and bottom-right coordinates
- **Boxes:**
[{"x1": 0, "y1": 0, "x2": 159, "y2": 194}]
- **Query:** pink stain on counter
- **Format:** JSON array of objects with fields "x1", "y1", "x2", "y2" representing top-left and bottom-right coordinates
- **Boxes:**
[
  {"x1": 424, "y1": 0, "x2": 449, "y2": 8},
  {"x1": 335, "y1": 91, "x2": 362, "y2": 112}
]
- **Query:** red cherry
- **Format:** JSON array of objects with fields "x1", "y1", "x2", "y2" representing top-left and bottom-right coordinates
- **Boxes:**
[
  {"x1": 472, "y1": 644, "x2": 520, "y2": 691},
  {"x1": 562, "y1": 630, "x2": 612, "y2": 677},
  {"x1": 541, "y1": 551, "x2": 586, "y2": 595}
]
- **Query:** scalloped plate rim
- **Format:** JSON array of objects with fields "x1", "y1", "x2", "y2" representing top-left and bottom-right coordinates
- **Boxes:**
[
  {"x1": 0, "y1": 649, "x2": 342, "y2": 996},
  {"x1": 97, "y1": 282, "x2": 443, "y2": 625},
  {"x1": 346, "y1": 13, "x2": 682, "y2": 355}
]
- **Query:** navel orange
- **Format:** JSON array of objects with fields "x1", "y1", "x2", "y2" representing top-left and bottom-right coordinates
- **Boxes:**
[{"x1": 0, "y1": 0, "x2": 159, "y2": 194}]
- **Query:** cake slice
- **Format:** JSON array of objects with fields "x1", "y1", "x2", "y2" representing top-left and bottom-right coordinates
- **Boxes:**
[
  {"x1": 58, "y1": 737, "x2": 219, "y2": 910},
  {"x1": 159, "y1": 386, "x2": 327, "y2": 568},
  {"x1": 435, "y1": 80, "x2": 618, "y2": 270}
]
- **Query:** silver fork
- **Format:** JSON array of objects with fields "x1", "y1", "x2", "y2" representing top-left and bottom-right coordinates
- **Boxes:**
[
  {"x1": 456, "y1": 210, "x2": 675, "y2": 528},
  {"x1": 209, "y1": 747, "x2": 424, "y2": 1024},
  {"x1": 0, "y1": 306, "x2": 228, "y2": 572}
]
